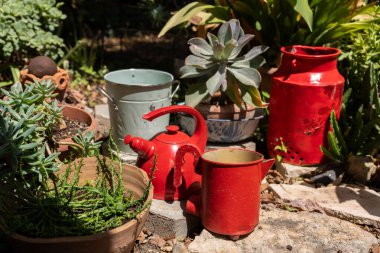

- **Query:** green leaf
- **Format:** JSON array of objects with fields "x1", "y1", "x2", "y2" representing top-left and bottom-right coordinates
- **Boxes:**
[
  {"x1": 330, "y1": 111, "x2": 347, "y2": 156},
  {"x1": 188, "y1": 37, "x2": 213, "y2": 57},
  {"x1": 238, "y1": 83, "x2": 266, "y2": 108},
  {"x1": 185, "y1": 82, "x2": 209, "y2": 107},
  {"x1": 231, "y1": 45, "x2": 268, "y2": 62},
  {"x1": 179, "y1": 65, "x2": 216, "y2": 79},
  {"x1": 229, "y1": 34, "x2": 254, "y2": 59},
  {"x1": 227, "y1": 67, "x2": 261, "y2": 88},
  {"x1": 184, "y1": 55, "x2": 213, "y2": 69},
  {"x1": 158, "y1": 2, "x2": 215, "y2": 38},
  {"x1": 292, "y1": 0, "x2": 313, "y2": 32},
  {"x1": 327, "y1": 131, "x2": 342, "y2": 160},
  {"x1": 206, "y1": 63, "x2": 227, "y2": 95},
  {"x1": 320, "y1": 146, "x2": 340, "y2": 162}
]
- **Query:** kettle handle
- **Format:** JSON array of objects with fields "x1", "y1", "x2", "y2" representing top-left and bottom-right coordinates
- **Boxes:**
[
  {"x1": 173, "y1": 144, "x2": 202, "y2": 188},
  {"x1": 143, "y1": 105, "x2": 208, "y2": 151}
]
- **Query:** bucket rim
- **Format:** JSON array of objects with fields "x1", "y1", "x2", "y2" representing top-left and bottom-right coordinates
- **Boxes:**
[
  {"x1": 104, "y1": 68, "x2": 174, "y2": 87},
  {"x1": 201, "y1": 148, "x2": 264, "y2": 166}
]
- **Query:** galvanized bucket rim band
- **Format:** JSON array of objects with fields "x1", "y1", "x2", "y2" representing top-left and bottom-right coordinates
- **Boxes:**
[{"x1": 104, "y1": 68, "x2": 175, "y2": 87}]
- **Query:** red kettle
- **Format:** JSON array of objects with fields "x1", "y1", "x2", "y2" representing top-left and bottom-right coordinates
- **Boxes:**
[{"x1": 124, "y1": 105, "x2": 207, "y2": 201}]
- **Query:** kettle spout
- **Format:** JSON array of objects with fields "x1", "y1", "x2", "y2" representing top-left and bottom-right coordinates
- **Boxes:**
[
  {"x1": 124, "y1": 135, "x2": 156, "y2": 159},
  {"x1": 260, "y1": 159, "x2": 275, "y2": 181}
]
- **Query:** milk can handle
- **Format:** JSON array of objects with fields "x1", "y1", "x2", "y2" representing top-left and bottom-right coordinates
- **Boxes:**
[
  {"x1": 97, "y1": 85, "x2": 118, "y2": 111},
  {"x1": 170, "y1": 80, "x2": 180, "y2": 99}
]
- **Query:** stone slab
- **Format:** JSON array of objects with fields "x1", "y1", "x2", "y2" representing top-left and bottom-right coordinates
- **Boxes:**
[
  {"x1": 145, "y1": 199, "x2": 202, "y2": 240},
  {"x1": 276, "y1": 161, "x2": 334, "y2": 180},
  {"x1": 188, "y1": 209, "x2": 377, "y2": 253},
  {"x1": 269, "y1": 184, "x2": 380, "y2": 227}
]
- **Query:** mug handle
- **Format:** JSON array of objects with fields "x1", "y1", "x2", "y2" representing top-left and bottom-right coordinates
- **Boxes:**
[
  {"x1": 173, "y1": 143, "x2": 202, "y2": 188},
  {"x1": 170, "y1": 80, "x2": 180, "y2": 99}
]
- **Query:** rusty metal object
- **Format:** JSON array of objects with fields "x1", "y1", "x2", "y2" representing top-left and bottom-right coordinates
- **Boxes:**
[{"x1": 20, "y1": 67, "x2": 70, "y2": 101}]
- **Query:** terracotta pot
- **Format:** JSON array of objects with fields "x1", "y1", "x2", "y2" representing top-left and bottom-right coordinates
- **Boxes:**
[
  {"x1": 56, "y1": 105, "x2": 97, "y2": 152},
  {"x1": 6, "y1": 157, "x2": 153, "y2": 253},
  {"x1": 20, "y1": 67, "x2": 70, "y2": 101}
]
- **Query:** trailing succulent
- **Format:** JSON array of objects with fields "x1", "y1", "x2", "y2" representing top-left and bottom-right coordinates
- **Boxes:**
[{"x1": 180, "y1": 19, "x2": 268, "y2": 108}]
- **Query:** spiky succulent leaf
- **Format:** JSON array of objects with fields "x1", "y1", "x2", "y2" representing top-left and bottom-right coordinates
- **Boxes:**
[{"x1": 227, "y1": 67, "x2": 261, "y2": 88}]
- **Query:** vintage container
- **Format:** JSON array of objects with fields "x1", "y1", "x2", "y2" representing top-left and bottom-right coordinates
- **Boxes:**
[
  {"x1": 267, "y1": 46, "x2": 345, "y2": 165},
  {"x1": 101, "y1": 69, "x2": 179, "y2": 154}
]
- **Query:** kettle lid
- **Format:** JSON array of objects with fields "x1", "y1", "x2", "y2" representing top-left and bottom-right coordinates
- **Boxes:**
[{"x1": 155, "y1": 125, "x2": 190, "y2": 144}]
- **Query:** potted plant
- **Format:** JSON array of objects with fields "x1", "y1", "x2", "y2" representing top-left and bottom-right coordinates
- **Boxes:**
[
  {"x1": 0, "y1": 85, "x2": 153, "y2": 252},
  {"x1": 178, "y1": 19, "x2": 268, "y2": 142},
  {"x1": 1, "y1": 80, "x2": 96, "y2": 154}
]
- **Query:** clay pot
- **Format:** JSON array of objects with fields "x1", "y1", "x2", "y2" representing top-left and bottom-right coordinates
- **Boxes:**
[
  {"x1": 20, "y1": 67, "x2": 70, "y2": 101},
  {"x1": 6, "y1": 157, "x2": 153, "y2": 253},
  {"x1": 56, "y1": 105, "x2": 97, "y2": 153}
]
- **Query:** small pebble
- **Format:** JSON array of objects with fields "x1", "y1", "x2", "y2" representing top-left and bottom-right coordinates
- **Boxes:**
[
  {"x1": 286, "y1": 245, "x2": 293, "y2": 251},
  {"x1": 161, "y1": 245, "x2": 173, "y2": 252},
  {"x1": 337, "y1": 250, "x2": 343, "y2": 253},
  {"x1": 258, "y1": 226, "x2": 263, "y2": 230}
]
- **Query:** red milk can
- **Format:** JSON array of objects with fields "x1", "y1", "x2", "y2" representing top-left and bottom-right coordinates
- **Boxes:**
[{"x1": 268, "y1": 45, "x2": 345, "y2": 165}]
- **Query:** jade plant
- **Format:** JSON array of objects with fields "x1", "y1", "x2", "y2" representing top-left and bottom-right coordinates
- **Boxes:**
[{"x1": 180, "y1": 19, "x2": 268, "y2": 108}]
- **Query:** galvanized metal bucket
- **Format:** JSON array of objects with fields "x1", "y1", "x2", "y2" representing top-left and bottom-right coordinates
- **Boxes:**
[{"x1": 101, "y1": 69, "x2": 179, "y2": 154}]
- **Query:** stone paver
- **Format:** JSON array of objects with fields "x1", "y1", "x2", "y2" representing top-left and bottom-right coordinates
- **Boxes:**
[
  {"x1": 270, "y1": 184, "x2": 380, "y2": 227},
  {"x1": 275, "y1": 161, "x2": 338, "y2": 180},
  {"x1": 146, "y1": 199, "x2": 202, "y2": 240},
  {"x1": 188, "y1": 209, "x2": 377, "y2": 253}
]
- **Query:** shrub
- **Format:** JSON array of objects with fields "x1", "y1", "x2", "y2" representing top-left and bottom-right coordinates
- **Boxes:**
[{"x1": 0, "y1": 0, "x2": 66, "y2": 62}]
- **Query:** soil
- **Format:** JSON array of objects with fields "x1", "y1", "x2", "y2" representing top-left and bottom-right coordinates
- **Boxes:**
[{"x1": 53, "y1": 117, "x2": 89, "y2": 140}]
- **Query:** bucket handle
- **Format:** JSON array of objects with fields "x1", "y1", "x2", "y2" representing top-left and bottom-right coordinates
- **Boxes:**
[
  {"x1": 170, "y1": 80, "x2": 180, "y2": 99},
  {"x1": 97, "y1": 85, "x2": 118, "y2": 111}
]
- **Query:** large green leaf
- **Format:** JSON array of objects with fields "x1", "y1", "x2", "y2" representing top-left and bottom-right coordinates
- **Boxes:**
[
  {"x1": 291, "y1": 0, "x2": 313, "y2": 32},
  {"x1": 158, "y1": 2, "x2": 216, "y2": 38}
]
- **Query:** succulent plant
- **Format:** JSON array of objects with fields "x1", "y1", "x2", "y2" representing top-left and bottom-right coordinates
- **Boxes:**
[{"x1": 180, "y1": 19, "x2": 268, "y2": 108}]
